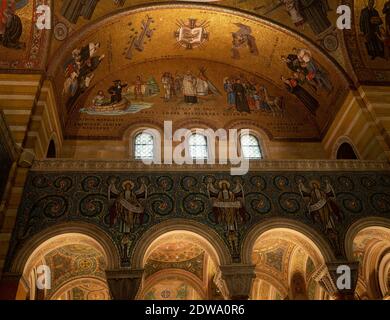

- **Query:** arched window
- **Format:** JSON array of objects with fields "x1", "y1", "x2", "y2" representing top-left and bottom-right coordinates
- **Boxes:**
[
  {"x1": 46, "y1": 140, "x2": 56, "y2": 159},
  {"x1": 134, "y1": 132, "x2": 154, "y2": 160},
  {"x1": 337, "y1": 143, "x2": 358, "y2": 160},
  {"x1": 240, "y1": 134, "x2": 263, "y2": 159},
  {"x1": 189, "y1": 133, "x2": 208, "y2": 160}
]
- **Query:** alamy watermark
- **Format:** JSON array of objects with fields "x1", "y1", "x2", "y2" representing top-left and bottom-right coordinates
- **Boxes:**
[
  {"x1": 35, "y1": 265, "x2": 51, "y2": 290},
  {"x1": 35, "y1": 5, "x2": 51, "y2": 30},
  {"x1": 336, "y1": 265, "x2": 353, "y2": 291},
  {"x1": 139, "y1": 121, "x2": 250, "y2": 175},
  {"x1": 337, "y1": 5, "x2": 353, "y2": 30}
]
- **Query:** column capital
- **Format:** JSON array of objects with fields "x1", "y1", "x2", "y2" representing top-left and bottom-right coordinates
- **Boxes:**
[
  {"x1": 313, "y1": 261, "x2": 359, "y2": 300},
  {"x1": 218, "y1": 264, "x2": 256, "y2": 300},
  {"x1": 18, "y1": 149, "x2": 35, "y2": 168},
  {"x1": 105, "y1": 269, "x2": 144, "y2": 300}
]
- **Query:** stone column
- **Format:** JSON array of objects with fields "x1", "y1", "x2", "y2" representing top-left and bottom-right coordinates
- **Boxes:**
[
  {"x1": 105, "y1": 269, "x2": 144, "y2": 300},
  {"x1": 313, "y1": 262, "x2": 359, "y2": 300},
  {"x1": 218, "y1": 265, "x2": 256, "y2": 300}
]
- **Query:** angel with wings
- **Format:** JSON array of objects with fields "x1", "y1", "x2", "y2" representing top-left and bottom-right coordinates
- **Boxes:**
[
  {"x1": 260, "y1": 0, "x2": 331, "y2": 35},
  {"x1": 108, "y1": 179, "x2": 148, "y2": 233},
  {"x1": 231, "y1": 23, "x2": 259, "y2": 60},
  {"x1": 299, "y1": 180, "x2": 342, "y2": 235},
  {"x1": 207, "y1": 179, "x2": 247, "y2": 231}
]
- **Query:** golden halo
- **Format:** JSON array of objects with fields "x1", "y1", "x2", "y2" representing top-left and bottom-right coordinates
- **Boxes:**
[
  {"x1": 309, "y1": 180, "x2": 321, "y2": 188},
  {"x1": 218, "y1": 180, "x2": 231, "y2": 189},
  {"x1": 122, "y1": 180, "x2": 135, "y2": 190}
]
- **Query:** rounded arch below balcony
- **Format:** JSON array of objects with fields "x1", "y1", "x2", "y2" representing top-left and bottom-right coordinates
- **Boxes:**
[
  {"x1": 9, "y1": 223, "x2": 119, "y2": 300},
  {"x1": 344, "y1": 217, "x2": 390, "y2": 261},
  {"x1": 242, "y1": 219, "x2": 335, "y2": 300},
  {"x1": 138, "y1": 269, "x2": 207, "y2": 300},
  {"x1": 241, "y1": 218, "x2": 336, "y2": 265},
  {"x1": 344, "y1": 217, "x2": 390, "y2": 299},
  {"x1": 50, "y1": 277, "x2": 110, "y2": 301},
  {"x1": 11, "y1": 222, "x2": 121, "y2": 276},
  {"x1": 131, "y1": 219, "x2": 232, "y2": 270}
]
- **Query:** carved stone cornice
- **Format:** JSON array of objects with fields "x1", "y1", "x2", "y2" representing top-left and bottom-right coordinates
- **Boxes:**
[
  {"x1": 105, "y1": 269, "x2": 144, "y2": 300},
  {"x1": 313, "y1": 262, "x2": 359, "y2": 300},
  {"x1": 219, "y1": 265, "x2": 256, "y2": 300},
  {"x1": 31, "y1": 159, "x2": 390, "y2": 172}
]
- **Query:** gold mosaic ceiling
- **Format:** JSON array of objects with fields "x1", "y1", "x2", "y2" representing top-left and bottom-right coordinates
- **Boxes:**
[
  {"x1": 2, "y1": 1, "x2": 389, "y2": 140},
  {"x1": 47, "y1": 0, "x2": 390, "y2": 84},
  {"x1": 146, "y1": 233, "x2": 208, "y2": 263},
  {"x1": 47, "y1": 4, "x2": 350, "y2": 140},
  {"x1": 51, "y1": 5, "x2": 347, "y2": 77},
  {"x1": 2, "y1": 1, "x2": 389, "y2": 82}
]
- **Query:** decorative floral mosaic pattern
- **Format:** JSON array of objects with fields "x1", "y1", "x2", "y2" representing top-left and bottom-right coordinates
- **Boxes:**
[{"x1": 5, "y1": 171, "x2": 390, "y2": 269}]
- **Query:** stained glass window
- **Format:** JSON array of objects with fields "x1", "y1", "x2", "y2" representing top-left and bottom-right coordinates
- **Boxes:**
[
  {"x1": 135, "y1": 132, "x2": 154, "y2": 160},
  {"x1": 241, "y1": 134, "x2": 262, "y2": 159},
  {"x1": 189, "y1": 133, "x2": 208, "y2": 160}
]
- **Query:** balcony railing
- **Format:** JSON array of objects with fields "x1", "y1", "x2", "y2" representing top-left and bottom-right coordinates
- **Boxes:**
[{"x1": 31, "y1": 159, "x2": 390, "y2": 172}]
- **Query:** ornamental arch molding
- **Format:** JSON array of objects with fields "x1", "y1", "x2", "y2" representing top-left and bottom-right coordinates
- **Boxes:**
[
  {"x1": 344, "y1": 217, "x2": 390, "y2": 261},
  {"x1": 10, "y1": 222, "x2": 121, "y2": 274},
  {"x1": 331, "y1": 136, "x2": 361, "y2": 160},
  {"x1": 241, "y1": 218, "x2": 336, "y2": 265},
  {"x1": 138, "y1": 269, "x2": 206, "y2": 300},
  {"x1": 131, "y1": 219, "x2": 232, "y2": 269}
]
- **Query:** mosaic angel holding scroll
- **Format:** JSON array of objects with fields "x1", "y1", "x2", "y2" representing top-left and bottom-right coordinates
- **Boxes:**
[
  {"x1": 207, "y1": 179, "x2": 247, "y2": 232},
  {"x1": 108, "y1": 179, "x2": 148, "y2": 233},
  {"x1": 298, "y1": 180, "x2": 342, "y2": 235}
]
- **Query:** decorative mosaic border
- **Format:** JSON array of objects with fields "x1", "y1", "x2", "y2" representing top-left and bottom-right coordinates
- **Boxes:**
[{"x1": 5, "y1": 169, "x2": 390, "y2": 271}]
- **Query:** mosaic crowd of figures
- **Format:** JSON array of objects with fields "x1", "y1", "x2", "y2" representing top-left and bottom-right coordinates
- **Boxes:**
[
  {"x1": 359, "y1": 0, "x2": 390, "y2": 61},
  {"x1": 61, "y1": 38, "x2": 333, "y2": 115},
  {"x1": 0, "y1": 0, "x2": 28, "y2": 49},
  {"x1": 6, "y1": 171, "x2": 390, "y2": 268}
]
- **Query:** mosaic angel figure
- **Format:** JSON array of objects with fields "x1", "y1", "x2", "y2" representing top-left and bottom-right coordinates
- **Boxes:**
[
  {"x1": 108, "y1": 179, "x2": 148, "y2": 233},
  {"x1": 298, "y1": 180, "x2": 342, "y2": 234},
  {"x1": 207, "y1": 179, "x2": 247, "y2": 253}
]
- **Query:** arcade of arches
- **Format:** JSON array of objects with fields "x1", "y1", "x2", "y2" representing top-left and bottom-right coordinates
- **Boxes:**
[{"x1": 0, "y1": 1, "x2": 390, "y2": 300}]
